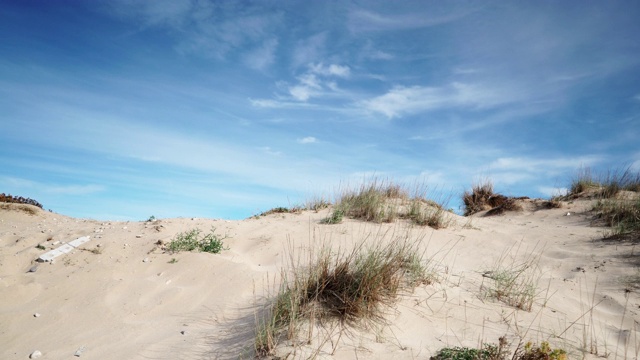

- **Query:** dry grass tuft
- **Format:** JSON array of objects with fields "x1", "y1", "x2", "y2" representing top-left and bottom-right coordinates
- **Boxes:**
[
  {"x1": 255, "y1": 233, "x2": 434, "y2": 357},
  {"x1": 568, "y1": 166, "x2": 640, "y2": 199},
  {"x1": 462, "y1": 181, "x2": 524, "y2": 216},
  {"x1": 322, "y1": 178, "x2": 453, "y2": 229}
]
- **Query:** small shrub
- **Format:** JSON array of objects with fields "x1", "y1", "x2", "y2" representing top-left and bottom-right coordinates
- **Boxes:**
[
  {"x1": 431, "y1": 337, "x2": 508, "y2": 360},
  {"x1": 0, "y1": 193, "x2": 43, "y2": 209},
  {"x1": 514, "y1": 341, "x2": 567, "y2": 360},
  {"x1": 462, "y1": 181, "x2": 523, "y2": 216},
  {"x1": 320, "y1": 209, "x2": 344, "y2": 224},
  {"x1": 168, "y1": 227, "x2": 228, "y2": 254},
  {"x1": 36, "y1": 244, "x2": 46, "y2": 250},
  {"x1": 168, "y1": 258, "x2": 178, "y2": 264}
]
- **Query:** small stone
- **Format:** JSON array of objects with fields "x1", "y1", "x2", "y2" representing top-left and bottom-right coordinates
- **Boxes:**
[
  {"x1": 566, "y1": 212, "x2": 571, "y2": 216},
  {"x1": 30, "y1": 350, "x2": 42, "y2": 358},
  {"x1": 74, "y1": 346, "x2": 86, "y2": 357},
  {"x1": 96, "y1": 244, "x2": 101, "y2": 247},
  {"x1": 122, "y1": 226, "x2": 127, "y2": 230},
  {"x1": 180, "y1": 330, "x2": 186, "y2": 335},
  {"x1": 136, "y1": 235, "x2": 143, "y2": 238},
  {"x1": 143, "y1": 257, "x2": 150, "y2": 263},
  {"x1": 34, "y1": 313, "x2": 41, "y2": 317},
  {"x1": 28, "y1": 265, "x2": 38, "y2": 273}
]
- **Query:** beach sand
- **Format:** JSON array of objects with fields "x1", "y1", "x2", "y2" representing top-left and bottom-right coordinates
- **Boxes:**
[{"x1": 1, "y1": 198, "x2": 638, "y2": 359}]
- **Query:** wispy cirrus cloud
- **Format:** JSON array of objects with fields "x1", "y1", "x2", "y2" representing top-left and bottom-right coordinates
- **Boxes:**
[
  {"x1": 360, "y1": 82, "x2": 522, "y2": 119},
  {"x1": 0, "y1": 176, "x2": 106, "y2": 195},
  {"x1": 348, "y1": 5, "x2": 478, "y2": 33},
  {"x1": 105, "y1": 1, "x2": 283, "y2": 67}
]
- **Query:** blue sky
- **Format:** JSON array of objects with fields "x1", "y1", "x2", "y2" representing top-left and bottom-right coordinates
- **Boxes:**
[{"x1": 1, "y1": 1, "x2": 639, "y2": 220}]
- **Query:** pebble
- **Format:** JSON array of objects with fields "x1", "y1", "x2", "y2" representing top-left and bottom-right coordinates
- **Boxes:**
[
  {"x1": 74, "y1": 346, "x2": 86, "y2": 357},
  {"x1": 34, "y1": 313, "x2": 41, "y2": 318},
  {"x1": 28, "y1": 265, "x2": 38, "y2": 273},
  {"x1": 30, "y1": 350, "x2": 42, "y2": 359},
  {"x1": 136, "y1": 235, "x2": 143, "y2": 238},
  {"x1": 143, "y1": 257, "x2": 150, "y2": 263}
]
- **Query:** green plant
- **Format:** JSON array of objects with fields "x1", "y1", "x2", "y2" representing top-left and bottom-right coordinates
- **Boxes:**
[
  {"x1": 320, "y1": 209, "x2": 344, "y2": 224},
  {"x1": 36, "y1": 244, "x2": 46, "y2": 250},
  {"x1": 431, "y1": 337, "x2": 508, "y2": 360},
  {"x1": 146, "y1": 215, "x2": 156, "y2": 222},
  {"x1": 168, "y1": 227, "x2": 228, "y2": 254},
  {"x1": 168, "y1": 258, "x2": 178, "y2": 264},
  {"x1": 514, "y1": 341, "x2": 567, "y2": 360}
]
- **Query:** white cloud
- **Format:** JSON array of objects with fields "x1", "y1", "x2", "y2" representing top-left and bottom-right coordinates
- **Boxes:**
[
  {"x1": 297, "y1": 136, "x2": 317, "y2": 144},
  {"x1": 309, "y1": 63, "x2": 351, "y2": 77},
  {"x1": 0, "y1": 176, "x2": 106, "y2": 195},
  {"x1": 537, "y1": 186, "x2": 568, "y2": 197},
  {"x1": 361, "y1": 82, "x2": 522, "y2": 119},
  {"x1": 348, "y1": 7, "x2": 477, "y2": 33},
  {"x1": 489, "y1": 156, "x2": 603, "y2": 172}
]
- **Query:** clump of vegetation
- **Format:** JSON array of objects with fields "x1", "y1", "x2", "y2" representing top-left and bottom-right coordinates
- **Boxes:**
[
  {"x1": 255, "y1": 237, "x2": 434, "y2": 357},
  {"x1": 462, "y1": 181, "x2": 524, "y2": 216},
  {"x1": 321, "y1": 179, "x2": 452, "y2": 228},
  {"x1": 431, "y1": 338, "x2": 508, "y2": 360},
  {"x1": 568, "y1": 166, "x2": 640, "y2": 198},
  {"x1": 331, "y1": 180, "x2": 404, "y2": 223},
  {"x1": 167, "y1": 227, "x2": 228, "y2": 254},
  {"x1": 405, "y1": 198, "x2": 453, "y2": 229},
  {"x1": 514, "y1": 341, "x2": 567, "y2": 360},
  {"x1": 593, "y1": 198, "x2": 640, "y2": 239},
  {"x1": 36, "y1": 244, "x2": 46, "y2": 250},
  {"x1": 564, "y1": 166, "x2": 640, "y2": 239},
  {"x1": 320, "y1": 209, "x2": 344, "y2": 224},
  {"x1": 431, "y1": 339, "x2": 566, "y2": 360},
  {"x1": 254, "y1": 206, "x2": 304, "y2": 218},
  {"x1": 0, "y1": 193, "x2": 43, "y2": 209}
]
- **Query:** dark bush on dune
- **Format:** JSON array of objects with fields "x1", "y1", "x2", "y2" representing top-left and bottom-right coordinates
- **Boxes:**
[{"x1": 0, "y1": 193, "x2": 43, "y2": 209}]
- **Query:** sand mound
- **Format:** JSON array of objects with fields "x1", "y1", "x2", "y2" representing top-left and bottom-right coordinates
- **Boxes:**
[{"x1": 1, "y1": 198, "x2": 638, "y2": 359}]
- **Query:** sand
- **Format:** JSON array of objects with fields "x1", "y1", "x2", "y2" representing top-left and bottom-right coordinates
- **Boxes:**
[{"x1": 1, "y1": 198, "x2": 639, "y2": 359}]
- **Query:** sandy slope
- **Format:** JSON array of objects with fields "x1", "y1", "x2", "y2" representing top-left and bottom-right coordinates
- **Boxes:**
[{"x1": 1, "y1": 199, "x2": 638, "y2": 359}]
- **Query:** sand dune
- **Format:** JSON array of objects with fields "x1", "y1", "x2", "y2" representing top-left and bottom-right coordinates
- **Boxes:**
[{"x1": 1, "y1": 198, "x2": 639, "y2": 359}]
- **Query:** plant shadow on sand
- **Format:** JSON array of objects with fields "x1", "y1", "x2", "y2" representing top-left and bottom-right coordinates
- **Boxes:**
[{"x1": 200, "y1": 304, "x2": 262, "y2": 359}]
